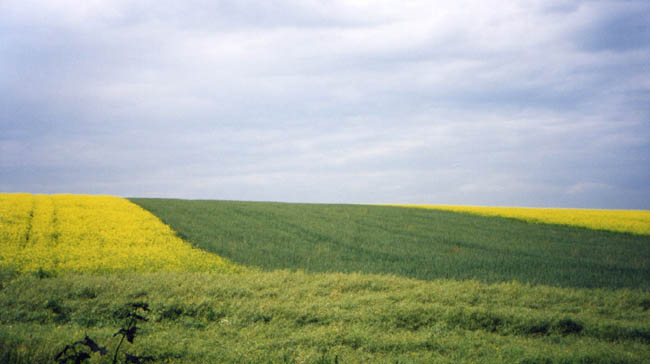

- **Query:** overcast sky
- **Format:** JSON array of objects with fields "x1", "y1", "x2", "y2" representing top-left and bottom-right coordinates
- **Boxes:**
[{"x1": 1, "y1": 0, "x2": 649, "y2": 208}]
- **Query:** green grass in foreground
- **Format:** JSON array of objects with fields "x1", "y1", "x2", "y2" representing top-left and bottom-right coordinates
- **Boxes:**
[
  {"x1": 1, "y1": 271, "x2": 649, "y2": 364},
  {"x1": 130, "y1": 199, "x2": 650, "y2": 289}
]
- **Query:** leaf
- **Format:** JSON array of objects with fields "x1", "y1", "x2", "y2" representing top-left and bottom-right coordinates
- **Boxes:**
[
  {"x1": 55, "y1": 345, "x2": 74, "y2": 361},
  {"x1": 125, "y1": 326, "x2": 138, "y2": 343},
  {"x1": 114, "y1": 326, "x2": 137, "y2": 343},
  {"x1": 127, "y1": 312, "x2": 149, "y2": 322},
  {"x1": 73, "y1": 352, "x2": 90, "y2": 364},
  {"x1": 125, "y1": 353, "x2": 156, "y2": 363},
  {"x1": 78, "y1": 336, "x2": 107, "y2": 355},
  {"x1": 131, "y1": 302, "x2": 150, "y2": 312}
]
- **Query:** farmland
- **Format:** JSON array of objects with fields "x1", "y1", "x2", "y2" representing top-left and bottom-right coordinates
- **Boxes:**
[
  {"x1": 0, "y1": 194, "x2": 242, "y2": 274},
  {"x1": 1, "y1": 194, "x2": 650, "y2": 363},
  {"x1": 131, "y1": 198, "x2": 650, "y2": 289},
  {"x1": 391, "y1": 204, "x2": 650, "y2": 235}
]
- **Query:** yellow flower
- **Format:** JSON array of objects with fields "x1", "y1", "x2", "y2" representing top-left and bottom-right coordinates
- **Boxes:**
[
  {"x1": 390, "y1": 204, "x2": 650, "y2": 235},
  {"x1": 0, "y1": 193, "x2": 244, "y2": 274}
]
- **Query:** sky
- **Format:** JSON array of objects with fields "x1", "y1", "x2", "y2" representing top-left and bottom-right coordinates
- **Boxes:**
[{"x1": 1, "y1": 0, "x2": 649, "y2": 208}]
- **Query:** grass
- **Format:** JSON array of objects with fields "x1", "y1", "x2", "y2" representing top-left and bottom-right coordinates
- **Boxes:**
[
  {"x1": 1, "y1": 271, "x2": 649, "y2": 364},
  {"x1": 130, "y1": 199, "x2": 650, "y2": 289}
]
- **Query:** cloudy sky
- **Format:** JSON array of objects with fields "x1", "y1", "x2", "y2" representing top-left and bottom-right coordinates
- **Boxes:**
[{"x1": 1, "y1": 0, "x2": 649, "y2": 208}]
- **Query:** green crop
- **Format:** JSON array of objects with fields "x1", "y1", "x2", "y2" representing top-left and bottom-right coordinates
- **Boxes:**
[{"x1": 130, "y1": 199, "x2": 650, "y2": 289}]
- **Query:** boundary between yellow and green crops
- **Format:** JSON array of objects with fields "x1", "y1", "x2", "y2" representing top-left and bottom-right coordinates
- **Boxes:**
[{"x1": 388, "y1": 204, "x2": 650, "y2": 235}]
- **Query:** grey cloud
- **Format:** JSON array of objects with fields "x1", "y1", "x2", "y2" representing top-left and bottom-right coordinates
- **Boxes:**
[
  {"x1": 1, "y1": 0, "x2": 649, "y2": 208},
  {"x1": 572, "y1": 1, "x2": 650, "y2": 51}
]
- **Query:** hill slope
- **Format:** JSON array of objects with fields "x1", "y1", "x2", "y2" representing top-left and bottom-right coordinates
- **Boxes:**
[{"x1": 130, "y1": 199, "x2": 650, "y2": 289}]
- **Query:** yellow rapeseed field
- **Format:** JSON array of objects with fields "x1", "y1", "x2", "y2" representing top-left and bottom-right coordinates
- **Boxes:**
[
  {"x1": 393, "y1": 204, "x2": 650, "y2": 235},
  {"x1": 0, "y1": 193, "x2": 244, "y2": 274}
]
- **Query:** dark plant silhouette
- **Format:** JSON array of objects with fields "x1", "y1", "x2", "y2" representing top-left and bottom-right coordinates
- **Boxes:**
[
  {"x1": 54, "y1": 302, "x2": 154, "y2": 364},
  {"x1": 54, "y1": 336, "x2": 106, "y2": 364},
  {"x1": 112, "y1": 303, "x2": 154, "y2": 364}
]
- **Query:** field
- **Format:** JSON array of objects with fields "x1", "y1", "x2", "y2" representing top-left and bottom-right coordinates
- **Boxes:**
[
  {"x1": 390, "y1": 204, "x2": 650, "y2": 235},
  {"x1": 0, "y1": 194, "x2": 242, "y2": 274},
  {"x1": 131, "y1": 199, "x2": 650, "y2": 289},
  {"x1": 1, "y1": 194, "x2": 650, "y2": 363}
]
